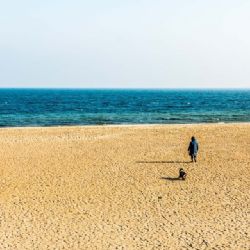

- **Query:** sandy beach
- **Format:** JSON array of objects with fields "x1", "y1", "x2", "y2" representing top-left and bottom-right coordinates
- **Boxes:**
[{"x1": 0, "y1": 123, "x2": 249, "y2": 249}]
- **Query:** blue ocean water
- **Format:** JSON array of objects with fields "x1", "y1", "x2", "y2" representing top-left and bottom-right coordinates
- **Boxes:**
[{"x1": 0, "y1": 89, "x2": 249, "y2": 127}]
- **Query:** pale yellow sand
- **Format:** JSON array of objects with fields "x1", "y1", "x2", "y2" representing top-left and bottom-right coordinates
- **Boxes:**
[{"x1": 0, "y1": 124, "x2": 249, "y2": 249}]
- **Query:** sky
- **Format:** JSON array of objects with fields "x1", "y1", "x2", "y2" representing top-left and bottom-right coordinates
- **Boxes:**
[{"x1": 0, "y1": 0, "x2": 250, "y2": 88}]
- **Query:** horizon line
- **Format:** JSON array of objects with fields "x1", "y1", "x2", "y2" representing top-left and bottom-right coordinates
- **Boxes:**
[{"x1": 0, "y1": 87, "x2": 249, "y2": 90}]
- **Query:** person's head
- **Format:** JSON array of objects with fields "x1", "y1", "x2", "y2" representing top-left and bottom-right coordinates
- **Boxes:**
[
  {"x1": 179, "y1": 168, "x2": 184, "y2": 172},
  {"x1": 191, "y1": 136, "x2": 195, "y2": 141}
]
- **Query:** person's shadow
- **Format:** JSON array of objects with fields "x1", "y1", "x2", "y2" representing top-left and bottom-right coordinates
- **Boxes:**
[{"x1": 137, "y1": 160, "x2": 191, "y2": 164}]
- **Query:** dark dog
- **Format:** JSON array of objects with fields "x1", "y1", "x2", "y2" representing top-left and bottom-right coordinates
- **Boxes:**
[{"x1": 179, "y1": 168, "x2": 187, "y2": 180}]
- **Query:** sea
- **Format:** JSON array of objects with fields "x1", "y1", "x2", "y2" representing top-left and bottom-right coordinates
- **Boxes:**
[{"x1": 0, "y1": 89, "x2": 249, "y2": 127}]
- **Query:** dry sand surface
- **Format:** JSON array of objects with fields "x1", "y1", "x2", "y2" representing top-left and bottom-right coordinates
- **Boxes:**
[{"x1": 0, "y1": 123, "x2": 249, "y2": 249}]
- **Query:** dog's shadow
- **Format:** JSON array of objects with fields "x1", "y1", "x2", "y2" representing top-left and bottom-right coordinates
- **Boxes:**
[{"x1": 161, "y1": 176, "x2": 184, "y2": 181}]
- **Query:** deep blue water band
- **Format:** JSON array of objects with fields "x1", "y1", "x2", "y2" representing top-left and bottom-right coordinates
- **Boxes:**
[{"x1": 0, "y1": 89, "x2": 249, "y2": 127}]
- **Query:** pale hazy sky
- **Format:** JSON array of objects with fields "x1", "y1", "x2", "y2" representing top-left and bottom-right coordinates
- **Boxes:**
[{"x1": 0, "y1": 0, "x2": 250, "y2": 88}]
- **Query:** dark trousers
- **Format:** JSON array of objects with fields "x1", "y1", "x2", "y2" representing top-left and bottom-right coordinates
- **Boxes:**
[{"x1": 190, "y1": 154, "x2": 197, "y2": 162}]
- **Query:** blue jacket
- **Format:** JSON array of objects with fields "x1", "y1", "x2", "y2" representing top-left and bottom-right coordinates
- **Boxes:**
[{"x1": 188, "y1": 140, "x2": 199, "y2": 155}]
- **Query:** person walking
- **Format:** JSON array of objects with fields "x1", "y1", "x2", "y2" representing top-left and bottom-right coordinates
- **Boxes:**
[{"x1": 188, "y1": 136, "x2": 199, "y2": 162}]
